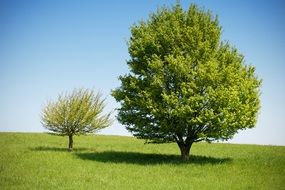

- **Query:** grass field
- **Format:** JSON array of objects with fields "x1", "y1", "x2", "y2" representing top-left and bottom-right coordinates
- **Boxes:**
[{"x1": 0, "y1": 133, "x2": 284, "y2": 189}]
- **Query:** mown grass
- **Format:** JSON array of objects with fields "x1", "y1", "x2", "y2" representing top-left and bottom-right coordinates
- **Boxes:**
[{"x1": 0, "y1": 133, "x2": 284, "y2": 189}]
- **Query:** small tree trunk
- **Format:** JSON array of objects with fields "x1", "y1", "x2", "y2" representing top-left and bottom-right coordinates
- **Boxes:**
[
  {"x1": 68, "y1": 135, "x2": 73, "y2": 151},
  {"x1": 178, "y1": 142, "x2": 193, "y2": 161}
]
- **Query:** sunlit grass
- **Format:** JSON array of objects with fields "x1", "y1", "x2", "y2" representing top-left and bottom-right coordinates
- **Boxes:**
[{"x1": 0, "y1": 133, "x2": 284, "y2": 189}]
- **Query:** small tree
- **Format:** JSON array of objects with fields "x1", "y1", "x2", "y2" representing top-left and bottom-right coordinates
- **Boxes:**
[
  {"x1": 41, "y1": 88, "x2": 112, "y2": 150},
  {"x1": 112, "y1": 4, "x2": 261, "y2": 161}
]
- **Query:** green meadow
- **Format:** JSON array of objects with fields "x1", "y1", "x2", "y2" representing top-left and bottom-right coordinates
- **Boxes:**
[{"x1": 0, "y1": 133, "x2": 284, "y2": 189}]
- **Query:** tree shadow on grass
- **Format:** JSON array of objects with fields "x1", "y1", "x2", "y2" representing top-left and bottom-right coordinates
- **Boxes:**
[
  {"x1": 75, "y1": 151, "x2": 232, "y2": 165},
  {"x1": 31, "y1": 146, "x2": 91, "y2": 152}
]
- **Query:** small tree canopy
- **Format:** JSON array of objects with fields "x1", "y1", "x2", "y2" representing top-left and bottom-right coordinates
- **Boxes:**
[
  {"x1": 41, "y1": 88, "x2": 112, "y2": 150},
  {"x1": 112, "y1": 4, "x2": 261, "y2": 160}
]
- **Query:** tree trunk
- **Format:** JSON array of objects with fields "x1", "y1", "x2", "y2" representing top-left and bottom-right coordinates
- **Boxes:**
[
  {"x1": 178, "y1": 142, "x2": 193, "y2": 161},
  {"x1": 68, "y1": 135, "x2": 73, "y2": 151}
]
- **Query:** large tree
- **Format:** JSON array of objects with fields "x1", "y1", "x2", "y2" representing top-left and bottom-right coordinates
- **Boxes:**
[
  {"x1": 41, "y1": 88, "x2": 112, "y2": 150},
  {"x1": 112, "y1": 4, "x2": 261, "y2": 161}
]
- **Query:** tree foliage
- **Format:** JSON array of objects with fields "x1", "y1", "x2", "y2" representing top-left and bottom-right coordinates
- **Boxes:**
[
  {"x1": 42, "y1": 88, "x2": 112, "y2": 150},
  {"x1": 112, "y1": 4, "x2": 261, "y2": 160}
]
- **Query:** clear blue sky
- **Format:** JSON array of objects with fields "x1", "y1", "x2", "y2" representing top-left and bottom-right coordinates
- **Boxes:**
[{"x1": 0, "y1": 0, "x2": 284, "y2": 145}]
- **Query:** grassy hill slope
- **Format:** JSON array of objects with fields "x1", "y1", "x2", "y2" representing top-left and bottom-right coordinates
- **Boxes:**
[{"x1": 0, "y1": 133, "x2": 284, "y2": 189}]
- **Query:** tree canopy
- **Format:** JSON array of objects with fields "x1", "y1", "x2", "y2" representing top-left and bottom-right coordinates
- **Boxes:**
[
  {"x1": 42, "y1": 88, "x2": 112, "y2": 150},
  {"x1": 112, "y1": 4, "x2": 261, "y2": 160}
]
